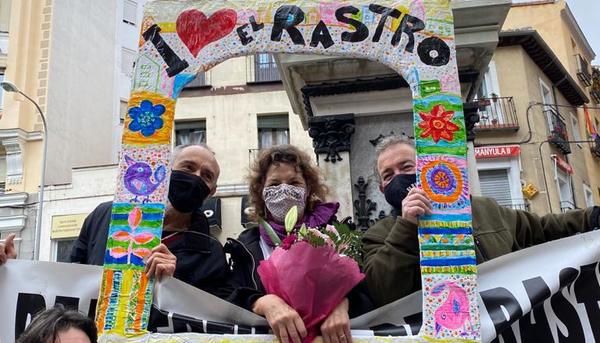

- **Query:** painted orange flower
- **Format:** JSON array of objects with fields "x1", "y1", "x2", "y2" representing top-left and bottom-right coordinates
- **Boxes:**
[{"x1": 418, "y1": 104, "x2": 459, "y2": 143}]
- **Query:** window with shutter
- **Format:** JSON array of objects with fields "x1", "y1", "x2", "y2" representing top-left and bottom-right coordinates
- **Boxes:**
[
  {"x1": 557, "y1": 170, "x2": 575, "y2": 211},
  {"x1": 175, "y1": 120, "x2": 206, "y2": 145},
  {"x1": 121, "y1": 48, "x2": 136, "y2": 77},
  {"x1": 478, "y1": 169, "x2": 513, "y2": 207},
  {"x1": 123, "y1": 0, "x2": 137, "y2": 25},
  {"x1": 257, "y1": 115, "x2": 289, "y2": 149}
]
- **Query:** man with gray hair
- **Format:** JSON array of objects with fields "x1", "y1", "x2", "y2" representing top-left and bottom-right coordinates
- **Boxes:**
[{"x1": 362, "y1": 135, "x2": 600, "y2": 307}]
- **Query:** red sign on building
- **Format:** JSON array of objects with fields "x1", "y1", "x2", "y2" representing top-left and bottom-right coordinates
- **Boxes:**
[
  {"x1": 475, "y1": 145, "x2": 521, "y2": 159},
  {"x1": 552, "y1": 155, "x2": 574, "y2": 174}
]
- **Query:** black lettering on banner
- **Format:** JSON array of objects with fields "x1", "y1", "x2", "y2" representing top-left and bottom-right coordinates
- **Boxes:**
[
  {"x1": 142, "y1": 24, "x2": 189, "y2": 77},
  {"x1": 249, "y1": 16, "x2": 265, "y2": 32},
  {"x1": 480, "y1": 287, "x2": 523, "y2": 343},
  {"x1": 310, "y1": 21, "x2": 334, "y2": 49},
  {"x1": 551, "y1": 267, "x2": 584, "y2": 343},
  {"x1": 417, "y1": 36, "x2": 451, "y2": 66},
  {"x1": 391, "y1": 14, "x2": 425, "y2": 52},
  {"x1": 519, "y1": 277, "x2": 553, "y2": 342},
  {"x1": 271, "y1": 5, "x2": 306, "y2": 45},
  {"x1": 368, "y1": 4, "x2": 401, "y2": 43},
  {"x1": 87, "y1": 299, "x2": 98, "y2": 319},
  {"x1": 55, "y1": 295, "x2": 80, "y2": 310},
  {"x1": 575, "y1": 262, "x2": 600, "y2": 341},
  {"x1": 404, "y1": 312, "x2": 423, "y2": 336},
  {"x1": 236, "y1": 24, "x2": 254, "y2": 45},
  {"x1": 15, "y1": 293, "x2": 46, "y2": 337},
  {"x1": 335, "y1": 6, "x2": 369, "y2": 43}
]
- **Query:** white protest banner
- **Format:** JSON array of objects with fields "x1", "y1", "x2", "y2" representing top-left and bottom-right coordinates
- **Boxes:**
[
  {"x1": 1, "y1": 229, "x2": 599, "y2": 342},
  {"x1": 351, "y1": 229, "x2": 600, "y2": 343}
]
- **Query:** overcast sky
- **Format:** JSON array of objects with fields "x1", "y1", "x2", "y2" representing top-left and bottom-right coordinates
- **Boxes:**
[{"x1": 565, "y1": 0, "x2": 600, "y2": 63}]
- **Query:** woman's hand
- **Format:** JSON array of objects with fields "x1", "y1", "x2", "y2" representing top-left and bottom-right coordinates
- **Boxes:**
[
  {"x1": 145, "y1": 243, "x2": 177, "y2": 281},
  {"x1": 253, "y1": 294, "x2": 307, "y2": 343},
  {"x1": 320, "y1": 298, "x2": 351, "y2": 343}
]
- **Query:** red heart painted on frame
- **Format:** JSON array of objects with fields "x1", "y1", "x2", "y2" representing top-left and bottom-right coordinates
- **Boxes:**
[{"x1": 176, "y1": 8, "x2": 237, "y2": 58}]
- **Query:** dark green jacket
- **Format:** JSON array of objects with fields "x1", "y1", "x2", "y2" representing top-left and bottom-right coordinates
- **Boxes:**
[{"x1": 362, "y1": 196, "x2": 600, "y2": 307}]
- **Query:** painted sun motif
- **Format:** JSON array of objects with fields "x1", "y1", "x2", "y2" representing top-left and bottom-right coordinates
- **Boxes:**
[
  {"x1": 420, "y1": 160, "x2": 464, "y2": 203},
  {"x1": 418, "y1": 104, "x2": 460, "y2": 143}
]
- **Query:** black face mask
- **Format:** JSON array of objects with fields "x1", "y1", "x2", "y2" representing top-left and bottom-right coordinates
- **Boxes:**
[
  {"x1": 383, "y1": 173, "x2": 417, "y2": 211},
  {"x1": 168, "y1": 170, "x2": 211, "y2": 213}
]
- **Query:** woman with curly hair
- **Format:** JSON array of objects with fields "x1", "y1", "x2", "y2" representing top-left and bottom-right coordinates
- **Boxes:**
[
  {"x1": 225, "y1": 145, "x2": 372, "y2": 343},
  {"x1": 17, "y1": 306, "x2": 97, "y2": 343}
]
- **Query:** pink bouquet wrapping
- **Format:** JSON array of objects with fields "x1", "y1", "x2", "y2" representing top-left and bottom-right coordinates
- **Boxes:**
[{"x1": 257, "y1": 207, "x2": 365, "y2": 343}]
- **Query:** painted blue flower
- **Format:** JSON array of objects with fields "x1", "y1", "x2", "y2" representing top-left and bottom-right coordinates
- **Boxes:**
[{"x1": 128, "y1": 100, "x2": 165, "y2": 137}]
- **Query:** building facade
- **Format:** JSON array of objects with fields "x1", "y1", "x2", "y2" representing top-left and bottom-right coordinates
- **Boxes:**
[
  {"x1": 473, "y1": 0, "x2": 600, "y2": 214},
  {"x1": 0, "y1": 0, "x2": 148, "y2": 261}
]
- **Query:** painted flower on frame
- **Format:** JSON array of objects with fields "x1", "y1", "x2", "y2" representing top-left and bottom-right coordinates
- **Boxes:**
[
  {"x1": 128, "y1": 100, "x2": 165, "y2": 137},
  {"x1": 418, "y1": 104, "x2": 459, "y2": 143}
]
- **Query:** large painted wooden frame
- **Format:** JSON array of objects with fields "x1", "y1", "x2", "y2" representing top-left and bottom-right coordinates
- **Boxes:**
[{"x1": 97, "y1": 0, "x2": 480, "y2": 342}]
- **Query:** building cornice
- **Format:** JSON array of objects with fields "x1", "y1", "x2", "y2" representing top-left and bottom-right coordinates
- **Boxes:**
[
  {"x1": 0, "y1": 128, "x2": 43, "y2": 142},
  {"x1": 0, "y1": 192, "x2": 28, "y2": 207}
]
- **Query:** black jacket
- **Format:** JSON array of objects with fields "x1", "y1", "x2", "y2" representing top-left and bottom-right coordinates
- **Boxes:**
[
  {"x1": 224, "y1": 225, "x2": 374, "y2": 317},
  {"x1": 69, "y1": 201, "x2": 233, "y2": 299}
]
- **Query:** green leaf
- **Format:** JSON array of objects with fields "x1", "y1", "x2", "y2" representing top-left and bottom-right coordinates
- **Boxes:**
[
  {"x1": 284, "y1": 206, "x2": 298, "y2": 234},
  {"x1": 258, "y1": 217, "x2": 282, "y2": 246},
  {"x1": 298, "y1": 224, "x2": 308, "y2": 238}
]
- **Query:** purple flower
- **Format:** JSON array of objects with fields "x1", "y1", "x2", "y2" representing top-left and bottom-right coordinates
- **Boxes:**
[{"x1": 128, "y1": 100, "x2": 165, "y2": 137}]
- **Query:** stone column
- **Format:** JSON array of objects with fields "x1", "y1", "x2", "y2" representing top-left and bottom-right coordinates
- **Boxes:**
[
  {"x1": 307, "y1": 114, "x2": 355, "y2": 221},
  {"x1": 464, "y1": 102, "x2": 481, "y2": 196}
]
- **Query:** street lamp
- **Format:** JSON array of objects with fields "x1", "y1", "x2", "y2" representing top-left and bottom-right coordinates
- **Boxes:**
[{"x1": 1, "y1": 80, "x2": 48, "y2": 261}]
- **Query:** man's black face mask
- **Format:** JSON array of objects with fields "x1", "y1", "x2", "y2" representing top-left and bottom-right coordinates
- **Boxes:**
[
  {"x1": 383, "y1": 173, "x2": 417, "y2": 211},
  {"x1": 168, "y1": 170, "x2": 211, "y2": 213}
]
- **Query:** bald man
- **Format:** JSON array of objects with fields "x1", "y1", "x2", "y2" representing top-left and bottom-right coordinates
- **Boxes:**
[{"x1": 70, "y1": 144, "x2": 231, "y2": 298}]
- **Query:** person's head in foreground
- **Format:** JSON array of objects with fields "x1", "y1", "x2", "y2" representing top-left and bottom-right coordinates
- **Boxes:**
[
  {"x1": 248, "y1": 144, "x2": 335, "y2": 230},
  {"x1": 17, "y1": 306, "x2": 97, "y2": 343},
  {"x1": 375, "y1": 135, "x2": 432, "y2": 223},
  {"x1": 167, "y1": 143, "x2": 220, "y2": 214}
]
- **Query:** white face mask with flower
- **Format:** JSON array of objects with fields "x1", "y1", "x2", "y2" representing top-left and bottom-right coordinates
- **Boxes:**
[{"x1": 263, "y1": 184, "x2": 307, "y2": 222}]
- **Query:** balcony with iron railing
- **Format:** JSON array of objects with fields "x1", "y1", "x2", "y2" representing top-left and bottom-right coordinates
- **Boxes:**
[
  {"x1": 591, "y1": 67, "x2": 600, "y2": 103},
  {"x1": 474, "y1": 96, "x2": 519, "y2": 131},
  {"x1": 495, "y1": 199, "x2": 530, "y2": 212},
  {"x1": 576, "y1": 54, "x2": 592, "y2": 87},
  {"x1": 560, "y1": 201, "x2": 578, "y2": 213},
  {"x1": 591, "y1": 134, "x2": 600, "y2": 159},
  {"x1": 544, "y1": 108, "x2": 571, "y2": 155},
  {"x1": 592, "y1": 87, "x2": 600, "y2": 104}
]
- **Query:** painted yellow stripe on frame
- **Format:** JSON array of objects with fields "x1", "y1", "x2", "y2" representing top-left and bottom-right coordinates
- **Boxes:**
[
  {"x1": 114, "y1": 270, "x2": 135, "y2": 332},
  {"x1": 421, "y1": 265, "x2": 478, "y2": 274},
  {"x1": 157, "y1": 22, "x2": 176, "y2": 32},
  {"x1": 420, "y1": 250, "x2": 475, "y2": 258},
  {"x1": 419, "y1": 221, "x2": 472, "y2": 228}
]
